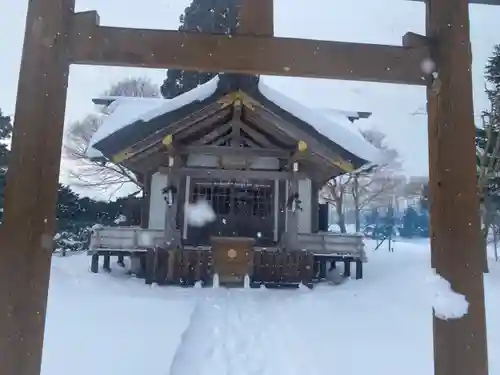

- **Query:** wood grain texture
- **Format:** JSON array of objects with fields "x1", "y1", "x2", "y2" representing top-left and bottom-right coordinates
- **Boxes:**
[
  {"x1": 0, "y1": 1, "x2": 74, "y2": 375},
  {"x1": 426, "y1": 0, "x2": 488, "y2": 374},
  {"x1": 69, "y1": 21, "x2": 429, "y2": 86}
]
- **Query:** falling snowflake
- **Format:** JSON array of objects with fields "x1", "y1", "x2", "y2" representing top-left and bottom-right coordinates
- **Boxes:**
[
  {"x1": 421, "y1": 58, "x2": 436, "y2": 75},
  {"x1": 185, "y1": 200, "x2": 216, "y2": 227}
]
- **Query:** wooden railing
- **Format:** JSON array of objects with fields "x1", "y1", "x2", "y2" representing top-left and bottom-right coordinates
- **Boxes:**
[
  {"x1": 89, "y1": 226, "x2": 164, "y2": 252},
  {"x1": 297, "y1": 232, "x2": 366, "y2": 260},
  {"x1": 87, "y1": 227, "x2": 365, "y2": 285},
  {"x1": 89, "y1": 227, "x2": 366, "y2": 261}
]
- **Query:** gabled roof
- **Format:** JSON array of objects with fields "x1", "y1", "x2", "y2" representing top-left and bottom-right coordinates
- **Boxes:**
[
  {"x1": 88, "y1": 77, "x2": 220, "y2": 158},
  {"x1": 87, "y1": 74, "x2": 383, "y2": 174}
]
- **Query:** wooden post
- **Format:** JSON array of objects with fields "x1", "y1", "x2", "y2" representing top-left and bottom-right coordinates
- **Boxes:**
[
  {"x1": 310, "y1": 181, "x2": 319, "y2": 233},
  {"x1": 343, "y1": 259, "x2": 351, "y2": 278},
  {"x1": 164, "y1": 177, "x2": 180, "y2": 248},
  {"x1": 140, "y1": 173, "x2": 152, "y2": 229},
  {"x1": 164, "y1": 159, "x2": 181, "y2": 249},
  {"x1": 117, "y1": 254, "x2": 125, "y2": 267},
  {"x1": 319, "y1": 260, "x2": 327, "y2": 279},
  {"x1": 91, "y1": 254, "x2": 99, "y2": 273},
  {"x1": 285, "y1": 172, "x2": 300, "y2": 250},
  {"x1": 103, "y1": 254, "x2": 111, "y2": 272},
  {"x1": 0, "y1": 1, "x2": 73, "y2": 375},
  {"x1": 355, "y1": 260, "x2": 363, "y2": 280},
  {"x1": 426, "y1": 1, "x2": 489, "y2": 374},
  {"x1": 145, "y1": 249, "x2": 155, "y2": 285}
]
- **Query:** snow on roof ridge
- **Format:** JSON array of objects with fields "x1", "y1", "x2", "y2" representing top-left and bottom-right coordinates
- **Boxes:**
[
  {"x1": 86, "y1": 76, "x2": 220, "y2": 158},
  {"x1": 257, "y1": 78, "x2": 384, "y2": 165},
  {"x1": 139, "y1": 75, "x2": 220, "y2": 122}
]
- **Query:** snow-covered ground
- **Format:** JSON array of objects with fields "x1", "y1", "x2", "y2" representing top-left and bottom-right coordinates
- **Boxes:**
[{"x1": 42, "y1": 239, "x2": 500, "y2": 375}]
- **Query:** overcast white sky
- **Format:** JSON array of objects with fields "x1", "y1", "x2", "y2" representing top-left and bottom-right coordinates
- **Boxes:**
[{"x1": 0, "y1": 0, "x2": 499, "y2": 190}]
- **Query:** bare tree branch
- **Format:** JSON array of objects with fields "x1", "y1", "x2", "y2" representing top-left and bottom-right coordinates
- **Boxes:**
[
  {"x1": 102, "y1": 77, "x2": 161, "y2": 99},
  {"x1": 354, "y1": 128, "x2": 404, "y2": 208},
  {"x1": 319, "y1": 127, "x2": 404, "y2": 233},
  {"x1": 62, "y1": 76, "x2": 161, "y2": 197}
]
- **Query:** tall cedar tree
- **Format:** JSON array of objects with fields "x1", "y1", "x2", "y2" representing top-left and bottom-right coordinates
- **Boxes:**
[
  {"x1": 476, "y1": 44, "x2": 500, "y2": 207},
  {"x1": 486, "y1": 44, "x2": 500, "y2": 91},
  {"x1": 160, "y1": 0, "x2": 239, "y2": 98},
  {"x1": 0, "y1": 109, "x2": 13, "y2": 221}
]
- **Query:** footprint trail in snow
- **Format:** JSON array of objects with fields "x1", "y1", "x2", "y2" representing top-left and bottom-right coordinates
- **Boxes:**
[{"x1": 168, "y1": 289, "x2": 315, "y2": 375}]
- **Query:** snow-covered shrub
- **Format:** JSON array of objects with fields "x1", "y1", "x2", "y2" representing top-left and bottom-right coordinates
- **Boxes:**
[{"x1": 53, "y1": 225, "x2": 92, "y2": 255}]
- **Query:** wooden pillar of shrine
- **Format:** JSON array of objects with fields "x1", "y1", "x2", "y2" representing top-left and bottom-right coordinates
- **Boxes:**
[
  {"x1": 140, "y1": 173, "x2": 152, "y2": 229},
  {"x1": 163, "y1": 156, "x2": 181, "y2": 249},
  {"x1": 285, "y1": 166, "x2": 300, "y2": 250},
  {"x1": 425, "y1": 0, "x2": 488, "y2": 374},
  {"x1": 0, "y1": 1, "x2": 74, "y2": 375}
]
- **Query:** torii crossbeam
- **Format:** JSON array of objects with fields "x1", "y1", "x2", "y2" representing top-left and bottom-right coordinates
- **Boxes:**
[{"x1": 0, "y1": 0, "x2": 494, "y2": 374}]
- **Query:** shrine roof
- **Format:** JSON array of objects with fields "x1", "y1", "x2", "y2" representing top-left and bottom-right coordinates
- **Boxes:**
[{"x1": 86, "y1": 74, "x2": 384, "y2": 169}]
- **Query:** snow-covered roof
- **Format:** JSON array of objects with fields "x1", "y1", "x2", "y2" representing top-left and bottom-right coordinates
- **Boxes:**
[
  {"x1": 86, "y1": 74, "x2": 383, "y2": 167},
  {"x1": 257, "y1": 80, "x2": 383, "y2": 165},
  {"x1": 87, "y1": 76, "x2": 220, "y2": 158},
  {"x1": 316, "y1": 108, "x2": 370, "y2": 143},
  {"x1": 87, "y1": 97, "x2": 166, "y2": 158}
]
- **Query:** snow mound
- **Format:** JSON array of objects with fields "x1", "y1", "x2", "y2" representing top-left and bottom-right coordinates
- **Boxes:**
[
  {"x1": 186, "y1": 200, "x2": 216, "y2": 227},
  {"x1": 427, "y1": 269, "x2": 469, "y2": 320},
  {"x1": 194, "y1": 281, "x2": 203, "y2": 289}
]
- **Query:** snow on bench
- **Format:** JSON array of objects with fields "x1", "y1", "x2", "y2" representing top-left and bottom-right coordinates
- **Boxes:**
[
  {"x1": 297, "y1": 232, "x2": 366, "y2": 261},
  {"x1": 88, "y1": 226, "x2": 164, "y2": 253}
]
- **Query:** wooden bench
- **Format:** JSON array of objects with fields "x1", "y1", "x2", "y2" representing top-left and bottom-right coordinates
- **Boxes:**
[
  {"x1": 297, "y1": 232, "x2": 366, "y2": 280},
  {"x1": 88, "y1": 226, "x2": 164, "y2": 284}
]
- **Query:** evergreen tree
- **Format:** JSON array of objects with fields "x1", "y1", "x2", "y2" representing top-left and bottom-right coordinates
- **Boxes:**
[
  {"x1": 485, "y1": 44, "x2": 500, "y2": 94},
  {"x1": 53, "y1": 186, "x2": 144, "y2": 253},
  {"x1": 476, "y1": 125, "x2": 500, "y2": 205},
  {"x1": 0, "y1": 109, "x2": 13, "y2": 222},
  {"x1": 400, "y1": 207, "x2": 419, "y2": 238},
  {"x1": 420, "y1": 183, "x2": 429, "y2": 211},
  {"x1": 0, "y1": 108, "x2": 140, "y2": 251},
  {"x1": 484, "y1": 44, "x2": 500, "y2": 135},
  {"x1": 160, "y1": 0, "x2": 239, "y2": 98},
  {"x1": 54, "y1": 184, "x2": 88, "y2": 253},
  {"x1": 477, "y1": 44, "x2": 500, "y2": 208},
  {"x1": 417, "y1": 210, "x2": 430, "y2": 238}
]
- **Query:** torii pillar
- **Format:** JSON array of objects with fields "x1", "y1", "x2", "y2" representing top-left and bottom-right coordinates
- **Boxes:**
[
  {"x1": 425, "y1": 1, "x2": 488, "y2": 374},
  {"x1": 0, "y1": 1, "x2": 74, "y2": 375},
  {"x1": 0, "y1": 0, "x2": 491, "y2": 375}
]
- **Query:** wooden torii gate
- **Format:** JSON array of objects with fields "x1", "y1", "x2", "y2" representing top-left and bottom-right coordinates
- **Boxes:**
[{"x1": 0, "y1": 0, "x2": 497, "y2": 374}]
